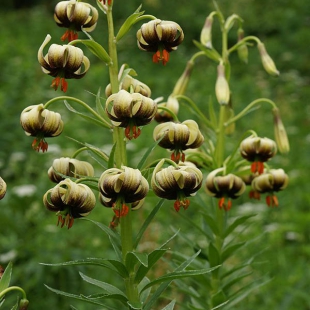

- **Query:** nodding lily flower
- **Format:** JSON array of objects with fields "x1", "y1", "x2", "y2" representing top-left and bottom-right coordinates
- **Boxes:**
[
  {"x1": 251, "y1": 168, "x2": 288, "y2": 207},
  {"x1": 98, "y1": 166, "x2": 149, "y2": 218},
  {"x1": 137, "y1": 19, "x2": 184, "y2": 65},
  {"x1": 153, "y1": 120, "x2": 204, "y2": 163},
  {"x1": 43, "y1": 179, "x2": 96, "y2": 229},
  {"x1": 105, "y1": 90, "x2": 157, "y2": 140},
  {"x1": 54, "y1": 0, "x2": 98, "y2": 42},
  {"x1": 205, "y1": 169, "x2": 246, "y2": 211},
  {"x1": 38, "y1": 34, "x2": 90, "y2": 92},
  {"x1": 151, "y1": 160, "x2": 203, "y2": 212},
  {"x1": 48, "y1": 157, "x2": 94, "y2": 183},
  {"x1": 0, "y1": 177, "x2": 7, "y2": 200},
  {"x1": 20, "y1": 104, "x2": 64, "y2": 152},
  {"x1": 240, "y1": 136, "x2": 277, "y2": 174}
]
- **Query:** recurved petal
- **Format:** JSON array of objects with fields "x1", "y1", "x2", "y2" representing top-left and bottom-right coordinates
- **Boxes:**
[
  {"x1": 40, "y1": 108, "x2": 64, "y2": 136},
  {"x1": 38, "y1": 34, "x2": 53, "y2": 70}
]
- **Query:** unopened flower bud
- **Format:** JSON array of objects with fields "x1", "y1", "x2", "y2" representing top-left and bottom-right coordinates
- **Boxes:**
[
  {"x1": 251, "y1": 169, "x2": 288, "y2": 207},
  {"x1": 257, "y1": 42, "x2": 279, "y2": 76},
  {"x1": 240, "y1": 136, "x2": 277, "y2": 174},
  {"x1": 44, "y1": 179, "x2": 96, "y2": 228},
  {"x1": 237, "y1": 28, "x2": 248, "y2": 64},
  {"x1": 19, "y1": 298, "x2": 30, "y2": 310},
  {"x1": 205, "y1": 169, "x2": 246, "y2": 210},
  {"x1": 54, "y1": 0, "x2": 98, "y2": 42},
  {"x1": 153, "y1": 120, "x2": 204, "y2": 163},
  {"x1": 272, "y1": 107, "x2": 290, "y2": 153},
  {"x1": 137, "y1": 19, "x2": 184, "y2": 65},
  {"x1": 151, "y1": 159, "x2": 203, "y2": 212},
  {"x1": 200, "y1": 15, "x2": 213, "y2": 49},
  {"x1": 48, "y1": 157, "x2": 95, "y2": 183},
  {"x1": 20, "y1": 104, "x2": 64, "y2": 152},
  {"x1": 106, "y1": 90, "x2": 157, "y2": 140},
  {"x1": 0, "y1": 177, "x2": 7, "y2": 200},
  {"x1": 215, "y1": 64, "x2": 230, "y2": 105},
  {"x1": 155, "y1": 95, "x2": 179, "y2": 122}
]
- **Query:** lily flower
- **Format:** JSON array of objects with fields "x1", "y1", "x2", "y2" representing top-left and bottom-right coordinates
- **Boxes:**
[
  {"x1": 153, "y1": 120, "x2": 204, "y2": 163},
  {"x1": 43, "y1": 179, "x2": 96, "y2": 229},
  {"x1": 98, "y1": 166, "x2": 149, "y2": 218},
  {"x1": 205, "y1": 169, "x2": 246, "y2": 211},
  {"x1": 38, "y1": 34, "x2": 90, "y2": 92},
  {"x1": 151, "y1": 160, "x2": 203, "y2": 211},
  {"x1": 0, "y1": 177, "x2": 7, "y2": 200},
  {"x1": 54, "y1": 0, "x2": 98, "y2": 42},
  {"x1": 137, "y1": 19, "x2": 184, "y2": 65},
  {"x1": 105, "y1": 90, "x2": 157, "y2": 140},
  {"x1": 20, "y1": 104, "x2": 64, "y2": 152},
  {"x1": 240, "y1": 136, "x2": 277, "y2": 174}
]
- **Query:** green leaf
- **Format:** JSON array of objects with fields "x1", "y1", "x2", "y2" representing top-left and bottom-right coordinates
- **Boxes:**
[
  {"x1": 202, "y1": 213, "x2": 220, "y2": 236},
  {"x1": 134, "y1": 199, "x2": 165, "y2": 248},
  {"x1": 127, "y1": 301, "x2": 143, "y2": 309},
  {"x1": 125, "y1": 252, "x2": 148, "y2": 272},
  {"x1": 142, "y1": 251, "x2": 203, "y2": 310},
  {"x1": 138, "y1": 277, "x2": 151, "y2": 304},
  {"x1": 108, "y1": 142, "x2": 117, "y2": 169},
  {"x1": 162, "y1": 299, "x2": 176, "y2": 310},
  {"x1": 224, "y1": 214, "x2": 256, "y2": 238},
  {"x1": 79, "y1": 272, "x2": 127, "y2": 302},
  {"x1": 221, "y1": 242, "x2": 246, "y2": 262},
  {"x1": 10, "y1": 301, "x2": 18, "y2": 310},
  {"x1": 0, "y1": 261, "x2": 12, "y2": 292},
  {"x1": 84, "y1": 219, "x2": 122, "y2": 261},
  {"x1": 193, "y1": 40, "x2": 221, "y2": 62},
  {"x1": 222, "y1": 271, "x2": 253, "y2": 292},
  {"x1": 116, "y1": 6, "x2": 145, "y2": 42},
  {"x1": 41, "y1": 257, "x2": 129, "y2": 278},
  {"x1": 77, "y1": 39, "x2": 111, "y2": 64},
  {"x1": 95, "y1": 87, "x2": 107, "y2": 118},
  {"x1": 64, "y1": 101, "x2": 108, "y2": 128},
  {"x1": 134, "y1": 249, "x2": 167, "y2": 284},
  {"x1": 45, "y1": 285, "x2": 114, "y2": 308},
  {"x1": 208, "y1": 242, "x2": 221, "y2": 268},
  {"x1": 140, "y1": 268, "x2": 218, "y2": 293}
]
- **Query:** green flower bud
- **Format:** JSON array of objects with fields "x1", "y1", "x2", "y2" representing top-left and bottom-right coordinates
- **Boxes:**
[
  {"x1": 106, "y1": 90, "x2": 157, "y2": 140},
  {"x1": 38, "y1": 34, "x2": 90, "y2": 92},
  {"x1": 273, "y1": 107, "x2": 290, "y2": 153},
  {"x1": 20, "y1": 104, "x2": 64, "y2": 152},
  {"x1": 237, "y1": 28, "x2": 248, "y2": 64},
  {"x1": 137, "y1": 19, "x2": 184, "y2": 65},
  {"x1": 205, "y1": 169, "x2": 246, "y2": 210},
  {"x1": 48, "y1": 157, "x2": 95, "y2": 183},
  {"x1": 240, "y1": 136, "x2": 277, "y2": 174},
  {"x1": 200, "y1": 15, "x2": 213, "y2": 49},
  {"x1": 153, "y1": 120, "x2": 204, "y2": 163},
  {"x1": 151, "y1": 159, "x2": 203, "y2": 211},
  {"x1": 43, "y1": 179, "x2": 96, "y2": 229},
  {"x1": 215, "y1": 64, "x2": 230, "y2": 105},
  {"x1": 0, "y1": 177, "x2": 7, "y2": 200},
  {"x1": 257, "y1": 42, "x2": 279, "y2": 76},
  {"x1": 19, "y1": 298, "x2": 30, "y2": 310},
  {"x1": 54, "y1": 0, "x2": 98, "y2": 42}
]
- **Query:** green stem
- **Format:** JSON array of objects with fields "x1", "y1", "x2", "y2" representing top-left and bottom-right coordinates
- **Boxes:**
[
  {"x1": 0, "y1": 286, "x2": 27, "y2": 300},
  {"x1": 106, "y1": 4, "x2": 138, "y2": 307},
  {"x1": 214, "y1": 105, "x2": 226, "y2": 167},
  {"x1": 225, "y1": 98, "x2": 277, "y2": 126},
  {"x1": 43, "y1": 96, "x2": 111, "y2": 128}
]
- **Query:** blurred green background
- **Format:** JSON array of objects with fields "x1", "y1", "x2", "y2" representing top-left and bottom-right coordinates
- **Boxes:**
[{"x1": 0, "y1": 0, "x2": 309, "y2": 309}]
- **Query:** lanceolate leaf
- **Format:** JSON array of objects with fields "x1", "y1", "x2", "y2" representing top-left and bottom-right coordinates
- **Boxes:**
[
  {"x1": 108, "y1": 142, "x2": 117, "y2": 169},
  {"x1": 224, "y1": 214, "x2": 256, "y2": 238},
  {"x1": 193, "y1": 40, "x2": 221, "y2": 62},
  {"x1": 77, "y1": 39, "x2": 111, "y2": 64},
  {"x1": 161, "y1": 299, "x2": 176, "y2": 310},
  {"x1": 0, "y1": 261, "x2": 12, "y2": 292},
  {"x1": 140, "y1": 268, "x2": 218, "y2": 293},
  {"x1": 127, "y1": 301, "x2": 143, "y2": 309},
  {"x1": 221, "y1": 242, "x2": 246, "y2": 262},
  {"x1": 79, "y1": 272, "x2": 127, "y2": 303},
  {"x1": 125, "y1": 252, "x2": 148, "y2": 272},
  {"x1": 96, "y1": 87, "x2": 107, "y2": 118}
]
